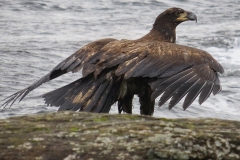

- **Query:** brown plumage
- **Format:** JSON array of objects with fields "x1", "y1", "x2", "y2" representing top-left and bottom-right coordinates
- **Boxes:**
[{"x1": 2, "y1": 8, "x2": 224, "y2": 115}]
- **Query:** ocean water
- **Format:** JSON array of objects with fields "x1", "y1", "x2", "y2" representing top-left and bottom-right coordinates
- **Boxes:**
[{"x1": 0, "y1": 0, "x2": 240, "y2": 120}]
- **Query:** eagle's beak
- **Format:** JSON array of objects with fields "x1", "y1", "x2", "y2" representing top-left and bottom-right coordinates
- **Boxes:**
[
  {"x1": 176, "y1": 11, "x2": 197, "y2": 22},
  {"x1": 186, "y1": 11, "x2": 197, "y2": 22}
]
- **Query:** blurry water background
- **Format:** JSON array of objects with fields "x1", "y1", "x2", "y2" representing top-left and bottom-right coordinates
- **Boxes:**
[{"x1": 1, "y1": 0, "x2": 240, "y2": 120}]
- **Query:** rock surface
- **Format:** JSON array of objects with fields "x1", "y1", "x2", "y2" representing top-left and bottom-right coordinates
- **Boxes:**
[{"x1": 0, "y1": 111, "x2": 240, "y2": 160}]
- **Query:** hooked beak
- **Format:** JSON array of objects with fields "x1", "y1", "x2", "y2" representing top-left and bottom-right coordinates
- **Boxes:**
[
  {"x1": 186, "y1": 11, "x2": 197, "y2": 22},
  {"x1": 176, "y1": 11, "x2": 197, "y2": 22}
]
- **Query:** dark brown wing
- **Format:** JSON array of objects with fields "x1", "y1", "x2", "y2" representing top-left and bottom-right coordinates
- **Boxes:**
[
  {"x1": 42, "y1": 69, "x2": 121, "y2": 113},
  {"x1": 89, "y1": 40, "x2": 224, "y2": 109},
  {"x1": 1, "y1": 38, "x2": 117, "y2": 107}
]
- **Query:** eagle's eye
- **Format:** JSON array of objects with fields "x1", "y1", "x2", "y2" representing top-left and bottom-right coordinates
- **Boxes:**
[{"x1": 176, "y1": 9, "x2": 184, "y2": 16}]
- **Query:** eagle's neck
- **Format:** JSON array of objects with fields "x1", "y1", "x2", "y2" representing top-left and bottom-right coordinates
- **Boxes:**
[{"x1": 138, "y1": 19, "x2": 179, "y2": 43}]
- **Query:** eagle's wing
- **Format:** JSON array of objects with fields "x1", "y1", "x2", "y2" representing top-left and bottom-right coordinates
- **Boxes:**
[
  {"x1": 1, "y1": 38, "x2": 117, "y2": 107},
  {"x1": 89, "y1": 40, "x2": 224, "y2": 109}
]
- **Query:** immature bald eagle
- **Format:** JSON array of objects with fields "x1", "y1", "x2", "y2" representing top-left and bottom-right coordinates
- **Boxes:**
[{"x1": 2, "y1": 8, "x2": 223, "y2": 115}]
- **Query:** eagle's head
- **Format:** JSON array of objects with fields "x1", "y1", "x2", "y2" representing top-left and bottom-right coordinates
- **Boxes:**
[{"x1": 153, "y1": 7, "x2": 197, "y2": 29}]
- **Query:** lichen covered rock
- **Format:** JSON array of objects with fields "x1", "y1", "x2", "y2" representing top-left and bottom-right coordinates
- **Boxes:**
[{"x1": 0, "y1": 111, "x2": 240, "y2": 160}]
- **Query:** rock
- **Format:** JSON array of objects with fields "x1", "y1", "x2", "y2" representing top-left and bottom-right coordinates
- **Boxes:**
[{"x1": 0, "y1": 111, "x2": 240, "y2": 160}]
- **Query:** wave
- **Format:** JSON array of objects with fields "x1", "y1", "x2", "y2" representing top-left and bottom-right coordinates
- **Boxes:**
[{"x1": 206, "y1": 37, "x2": 240, "y2": 77}]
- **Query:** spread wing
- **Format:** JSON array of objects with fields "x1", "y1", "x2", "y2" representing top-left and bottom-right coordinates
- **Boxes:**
[
  {"x1": 2, "y1": 38, "x2": 117, "y2": 107},
  {"x1": 2, "y1": 38, "x2": 223, "y2": 110},
  {"x1": 88, "y1": 40, "x2": 224, "y2": 109}
]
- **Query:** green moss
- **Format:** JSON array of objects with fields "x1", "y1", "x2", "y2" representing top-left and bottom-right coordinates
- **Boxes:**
[
  {"x1": 9, "y1": 137, "x2": 25, "y2": 146},
  {"x1": 159, "y1": 118, "x2": 174, "y2": 122},
  {"x1": 25, "y1": 127, "x2": 50, "y2": 133},
  {"x1": 121, "y1": 114, "x2": 141, "y2": 120},
  {"x1": 178, "y1": 122, "x2": 196, "y2": 130},
  {"x1": 4, "y1": 125, "x2": 21, "y2": 131},
  {"x1": 93, "y1": 116, "x2": 109, "y2": 122},
  {"x1": 69, "y1": 127, "x2": 79, "y2": 132}
]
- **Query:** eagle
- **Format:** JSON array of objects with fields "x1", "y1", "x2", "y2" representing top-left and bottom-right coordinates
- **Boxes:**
[{"x1": 2, "y1": 8, "x2": 224, "y2": 116}]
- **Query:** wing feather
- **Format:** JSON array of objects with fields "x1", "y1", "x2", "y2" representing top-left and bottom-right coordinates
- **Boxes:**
[
  {"x1": 115, "y1": 51, "x2": 148, "y2": 76},
  {"x1": 212, "y1": 75, "x2": 222, "y2": 95},
  {"x1": 83, "y1": 80, "x2": 110, "y2": 112},
  {"x1": 158, "y1": 71, "x2": 196, "y2": 106},
  {"x1": 2, "y1": 38, "x2": 117, "y2": 108},
  {"x1": 198, "y1": 83, "x2": 214, "y2": 104},
  {"x1": 182, "y1": 82, "x2": 206, "y2": 110},
  {"x1": 151, "y1": 69, "x2": 195, "y2": 100},
  {"x1": 169, "y1": 79, "x2": 199, "y2": 109}
]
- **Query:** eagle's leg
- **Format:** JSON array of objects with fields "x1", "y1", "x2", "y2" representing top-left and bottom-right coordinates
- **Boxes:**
[
  {"x1": 118, "y1": 92, "x2": 134, "y2": 114},
  {"x1": 139, "y1": 85, "x2": 155, "y2": 116}
]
